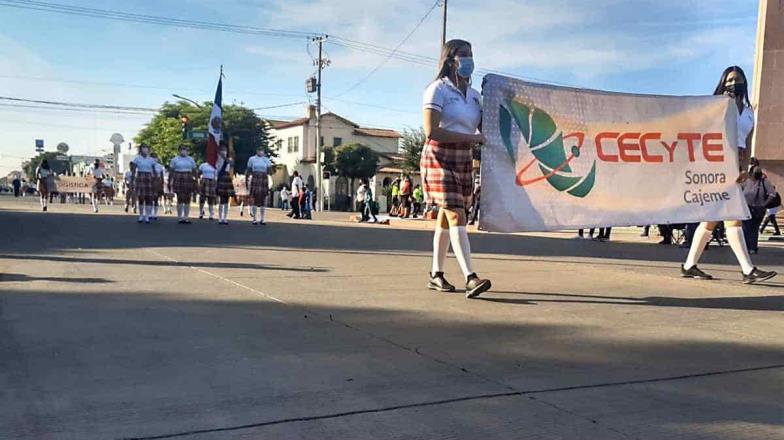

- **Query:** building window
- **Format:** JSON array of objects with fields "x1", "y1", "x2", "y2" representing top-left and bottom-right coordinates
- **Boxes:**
[
  {"x1": 333, "y1": 137, "x2": 342, "y2": 147},
  {"x1": 320, "y1": 136, "x2": 324, "y2": 147},
  {"x1": 293, "y1": 136, "x2": 299, "y2": 152},
  {"x1": 276, "y1": 139, "x2": 283, "y2": 151},
  {"x1": 287, "y1": 137, "x2": 293, "y2": 153}
]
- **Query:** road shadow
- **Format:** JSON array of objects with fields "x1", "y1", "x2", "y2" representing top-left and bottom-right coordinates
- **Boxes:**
[
  {"x1": 2, "y1": 210, "x2": 782, "y2": 270},
  {"x1": 0, "y1": 254, "x2": 329, "y2": 273},
  {"x1": 480, "y1": 291, "x2": 784, "y2": 312},
  {"x1": 2, "y1": 287, "x2": 782, "y2": 440},
  {"x1": 0, "y1": 273, "x2": 113, "y2": 284}
]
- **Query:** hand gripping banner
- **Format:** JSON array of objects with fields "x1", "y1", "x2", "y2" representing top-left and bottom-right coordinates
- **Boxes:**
[{"x1": 480, "y1": 74, "x2": 750, "y2": 233}]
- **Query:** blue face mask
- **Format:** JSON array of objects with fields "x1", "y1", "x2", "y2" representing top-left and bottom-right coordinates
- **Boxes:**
[{"x1": 456, "y1": 57, "x2": 474, "y2": 78}]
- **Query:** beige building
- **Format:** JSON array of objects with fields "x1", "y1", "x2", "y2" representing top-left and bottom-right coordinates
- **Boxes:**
[
  {"x1": 267, "y1": 106, "x2": 402, "y2": 210},
  {"x1": 752, "y1": 0, "x2": 784, "y2": 189}
]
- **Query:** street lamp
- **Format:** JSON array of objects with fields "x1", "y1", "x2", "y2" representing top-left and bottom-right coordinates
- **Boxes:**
[{"x1": 172, "y1": 94, "x2": 204, "y2": 108}]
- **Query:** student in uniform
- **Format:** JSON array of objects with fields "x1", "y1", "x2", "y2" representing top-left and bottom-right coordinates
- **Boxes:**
[
  {"x1": 150, "y1": 153, "x2": 165, "y2": 220},
  {"x1": 123, "y1": 162, "x2": 136, "y2": 214},
  {"x1": 197, "y1": 160, "x2": 218, "y2": 221},
  {"x1": 35, "y1": 159, "x2": 54, "y2": 212},
  {"x1": 681, "y1": 66, "x2": 776, "y2": 284},
  {"x1": 88, "y1": 159, "x2": 105, "y2": 213},
  {"x1": 287, "y1": 171, "x2": 303, "y2": 219},
  {"x1": 421, "y1": 38, "x2": 491, "y2": 299},
  {"x1": 215, "y1": 144, "x2": 235, "y2": 225},
  {"x1": 132, "y1": 144, "x2": 158, "y2": 224},
  {"x1": 245, "y1": 146, "x2": 273, "y2": 225},
  {"x1": 168, "y1": 145, "x2": 197, "y2": 224}
]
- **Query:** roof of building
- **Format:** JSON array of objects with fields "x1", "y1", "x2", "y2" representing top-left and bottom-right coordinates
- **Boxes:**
[{"x1": 266, "y1": 112, "x2": 401, "y2": 138}]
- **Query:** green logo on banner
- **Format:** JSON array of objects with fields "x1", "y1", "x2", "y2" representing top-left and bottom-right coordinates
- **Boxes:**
[{"x1": 499, "y1": 100, "x2": 596, "y2": 198}]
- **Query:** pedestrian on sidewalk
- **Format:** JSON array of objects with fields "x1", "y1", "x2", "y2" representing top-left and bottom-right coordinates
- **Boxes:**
[
  {"x1": 421, "y1": 38, "x2": 491, "y2": 298},
  {"x1": 760, "y1": 203, "x2": 781, "y2": 236},
  {"x1": 389, "y1": 178, "x2": 400, "y2": 215},
  {"x1": 280, "y1": 186, "x2": 290, "y2": 211},
  {"x1": 215, "y1": 144, "x2": 235, "y2": 225},
  {"x1": 197, "y1": 160, "x2": 217, "y2": 221},
  {"x1": 741, "y1": 166, "x2": 776, "y2": 254},
  {"x1": 132, "y1": 144, "x2": 157, "y2": 224},
  {"x1": 681, "y1": 65, "x2": 776, "y2": 284},
  {"x1": 169, "y1": 145, "x2": 197, "y2": 224},
  {"x1": 356, "y1": 179, "x2": 369, "y2": 221},
  {"x1": 287, "y1": 171, "x2": 303, "y2": 219},
  {"x1": 35, "y1": 159, "x2": 54, "y2": 212},
  {"x1": 246, "y1": 146, "x2": 272, "y2": 225},
  {"x1": 412, "y1": 184, "x2": 424, "y2": 218},
  {"x1": 12, "y1": 176, "x2": 21, "y2": 197},
  {"x1": 399, "y1": 175, "x2": 413, "y2": 218}
]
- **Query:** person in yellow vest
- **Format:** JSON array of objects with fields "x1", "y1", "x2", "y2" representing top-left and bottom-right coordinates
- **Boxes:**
[{"x1": 390, "y1": 178, "x2": 401, "y2": 215}]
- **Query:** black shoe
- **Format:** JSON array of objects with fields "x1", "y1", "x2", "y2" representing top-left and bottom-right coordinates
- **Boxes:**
[
  {"x1": 681, "y1": 265, "x2": 713, "y2": 280},
  {"x1": 428, "y1": 272, "x2": 455, "y2": 292},
  {"x1": 743, "y1": 268, "x2": 777, "y2": 284},
  {"x1": 183, "y1": 219, "x2": 192, "y2": 224},
  {"x1": 465, "y1": 274, "x2": 491, "y2": 298}
]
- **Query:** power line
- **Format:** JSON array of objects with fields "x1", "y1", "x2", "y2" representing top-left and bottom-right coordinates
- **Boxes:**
[
  {"x1": 0, "y1": 0, "x2": 315, "y2": 39},
  {"x1": 331, "y1": 0, "x2": 441, "y2": 98},
  {"x1": 0, "y1": 96, "x2": 157, "y2": 113}
]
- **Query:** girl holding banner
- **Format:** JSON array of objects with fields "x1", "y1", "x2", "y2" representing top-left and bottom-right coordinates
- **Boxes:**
[
  {"x1": 421, "y1": 39, "x2": 491, "y2": 298},
  {"x1": 681, "y1": 66, "x2": 776, "y2": 284},
  {"x1": 35, "y1": 159, "x2": 54, "y2": 212}
]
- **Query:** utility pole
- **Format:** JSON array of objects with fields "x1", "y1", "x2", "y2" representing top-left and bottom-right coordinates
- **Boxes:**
[
  {"x1": 441, "y1": 0, "x2": 448, "y2": 47},
  {"x1": 312, "y1": 35, "x2": 328, "y2": 212}
]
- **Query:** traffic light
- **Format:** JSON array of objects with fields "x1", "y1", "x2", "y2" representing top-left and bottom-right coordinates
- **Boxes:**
[{"x1": 180, "y1": 115, "x2": 190, "y2": 140}]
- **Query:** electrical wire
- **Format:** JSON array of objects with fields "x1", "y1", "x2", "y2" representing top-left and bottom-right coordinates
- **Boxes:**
[{"x1": 331, "y1": 0, "x2": 441, "y2": 98}]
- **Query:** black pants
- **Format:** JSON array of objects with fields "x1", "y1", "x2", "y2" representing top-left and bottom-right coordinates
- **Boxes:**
[
  {"x1": 742, "y1": 214, "x2": 765, "y2": 252},
  {"x1": 597, "y1": 227, "x2": 611, "y2": 240},
  {"x1": 658, "y1": 225, "x2": 673, "y2": 243},
  {"x1": 760, "y1": 214, "x2": 781, "y2": 235},
  {"x1": 469, "y1": 201, "x2": 480, "y2": 224}
]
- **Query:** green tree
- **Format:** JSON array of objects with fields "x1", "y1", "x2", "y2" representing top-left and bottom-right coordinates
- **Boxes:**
[
  {"x1": 398, "y1": 127, "x2": 426, "y2": 174},
  {"x1": 134, "y1": 101, "x2": 276, "y2": 170},
  {"x1": 22, "y1": 152, "x2": 62, "y2": 183},
  {"x1": 334, "y1": 143, "x2": 380, "y2": 194}
]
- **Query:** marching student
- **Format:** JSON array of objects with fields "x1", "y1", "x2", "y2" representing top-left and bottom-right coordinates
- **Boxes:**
[
  {"x1": 197, "y1": 160, "x2": 218, "y2": 221},
  {"x1": 215, "y1": 144, "x2": 235, "y2": 225},
  {"x1": 124, "y1": 162, "x2": 137, "y2": 213},
  {"x1": 132, "y1": 144, "x2": 158, "y2": 224},
  {"x1": 168, "y1": 145, "x2": 197, "y2": 224},
  {"x1": 35, "y1": 159, "x2": 54, "y2": 212},
  {"x1": 150, "y1": 153, "x2": 165, "y2": 220},
  {"x1": 245, "y1": 146, "x2": 273, "y2": 225},
  {"x1": 88, "y1": 159, "x2": 105, "y2": 213},
  {"x1": 681, "y1": 66, "x2": 777, "y2": 284},
  {"x1": 421, "y1": 38, "x2": 491, "y2": 298}
]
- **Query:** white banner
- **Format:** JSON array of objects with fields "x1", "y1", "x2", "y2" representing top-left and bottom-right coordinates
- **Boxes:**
[{"x1": 480, "y1": 74, "x2": 750, "y2": 233}]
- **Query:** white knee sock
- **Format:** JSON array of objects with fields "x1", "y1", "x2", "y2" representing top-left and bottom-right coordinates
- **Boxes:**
[
  {"x1": 259, "y1": 206, "x2": 266, "y2": 222},
  {"x1": 40, "y1": 197, "x2": 46, "y2": 208},
  {"x1": 139, "y1": 203, "x2": 145, "y2": 220},
  {"x1": 220, "y1": 204, "x2": 228, "y2": 221},
  {"x1": 184, "y1": 204, "x2": 190, "y2": 219},
  {"x1": 726, "y1": 225, "x2": 754, "y2": 275},
  {"x1": 208, "y1": 204, "x2": 215, "y2": 218},
  {"x1": 152, "y1": 204, "x2": 158, "y2": 217},
  {"x1": 145, "y1": 203, "x2": 152, "y2": 220},
  {"x1": 251, "y1": 206, "x2": 258, "y2": 221},
  {"x1": 432, "y1": 227, "x2": 449, "y2": 275},
  {"x1": 684, "y1": 223, "x2": 712, "y2": 269},
  {"x1": 449, "y1": 226, "x2": 475, "y2": 280},
  {"x1": 177, "y1": 204, "x2": 183, "y2": 219}
]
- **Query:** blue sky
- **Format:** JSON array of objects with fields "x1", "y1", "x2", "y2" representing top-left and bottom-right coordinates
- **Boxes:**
[{"x1": 0, "y1": 0, "x2": 759, "y2": 173}]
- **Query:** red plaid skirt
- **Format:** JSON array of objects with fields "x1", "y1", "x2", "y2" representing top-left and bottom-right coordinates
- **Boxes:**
[
  {"x1": 420, "y1": 140, "x2": 473, "y2": 209},
  {"x1": 249, "y1": 172, "x2": 269, "y2": 200},
  {"x1": 135, "y1": 172, "x2": 155, "y2": 199},
  {"x1": 171, "y1": 171, "x2": 195, "y2": 195},
  {"x1": 200, "y1": 178, "x2": 217, "y2": 198},
  {"x1": 216, "y1": 173, "x2": 235, "y2": 198}
]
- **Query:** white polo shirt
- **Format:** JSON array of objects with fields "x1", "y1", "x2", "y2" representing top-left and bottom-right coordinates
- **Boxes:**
[
  {"x1": 124, "y1": 170, "x2": 133, "y2": 184},
  {"x1": 132, "y1": 155, "x2": 156, "y2": 173},
  {"x1": 89, "y1": 167, "x2": 105, "y2": 179},
  {"x1": 423, "y1": 77, "x2": 482, "y2": 135},
  {"x1": 170, "y1": 155, "x2": 196, "y2": 172},
  {"x1": 291, "y1": 176, "x2": 303, "y2": 197},
  {"x1": 247, "y1": 155, "x2": 272, "y2": 173},
  {"x1": 737, "y1": 105, "x2": 754, "y2": 149},
  {"x1": 198, "y1": 162, "x2": 217, "y2": 180},
  {"x1": 153, "y1": 162, "x2": 165, "y2": 176}
]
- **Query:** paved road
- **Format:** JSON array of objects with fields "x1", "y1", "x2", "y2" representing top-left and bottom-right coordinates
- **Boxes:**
[{"x1": 1, "y1": 196, "x2": 783, "y2": 439}]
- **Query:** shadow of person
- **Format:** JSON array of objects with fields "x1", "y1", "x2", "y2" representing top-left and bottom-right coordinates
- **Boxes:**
[
  {"x1": 0, "y1": 273, "x2": 113, "y2": 284},
  {"x1": 483, "y1": 291, "x2": 784, "y2": 312}
]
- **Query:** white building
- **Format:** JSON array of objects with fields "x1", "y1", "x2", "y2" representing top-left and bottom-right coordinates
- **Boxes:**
[{"x1": 267, "y1": 106, "x2": 402, "y2": 211}]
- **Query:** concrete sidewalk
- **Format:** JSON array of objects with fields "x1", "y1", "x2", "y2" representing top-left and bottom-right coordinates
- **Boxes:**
[{"x1": 1, "y1": 195, "x2": 782, "y2": 439}]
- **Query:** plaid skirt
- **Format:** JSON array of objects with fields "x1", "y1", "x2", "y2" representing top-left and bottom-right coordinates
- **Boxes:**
[
  {"x1": 92, "y1": 177, "x2": 104, "y2": 194},
  {"x1": 249, "y1": 172, "x2": 269, "y2": 200},
  {"x1": 37, "y1": 176, "x2": 54, "y2": 194},
  {"x1": 135, "y1": 172, "x2": 155, "y2": 199},
  {"x1": 216, "y1": 173, "x2": 235, "y2": 198},
  {"x1": 171, "y1": 171, "x2": 195, "y2": 195},
  {"x1": 153, "y1": 175, "x2": 164, "y2": 197},
  {"x1": 420, "y1": 139, "x2": 473, "y2": 209},
  {"x1": 200, "y1": 178, "x2": 217, "y2": 198}
]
